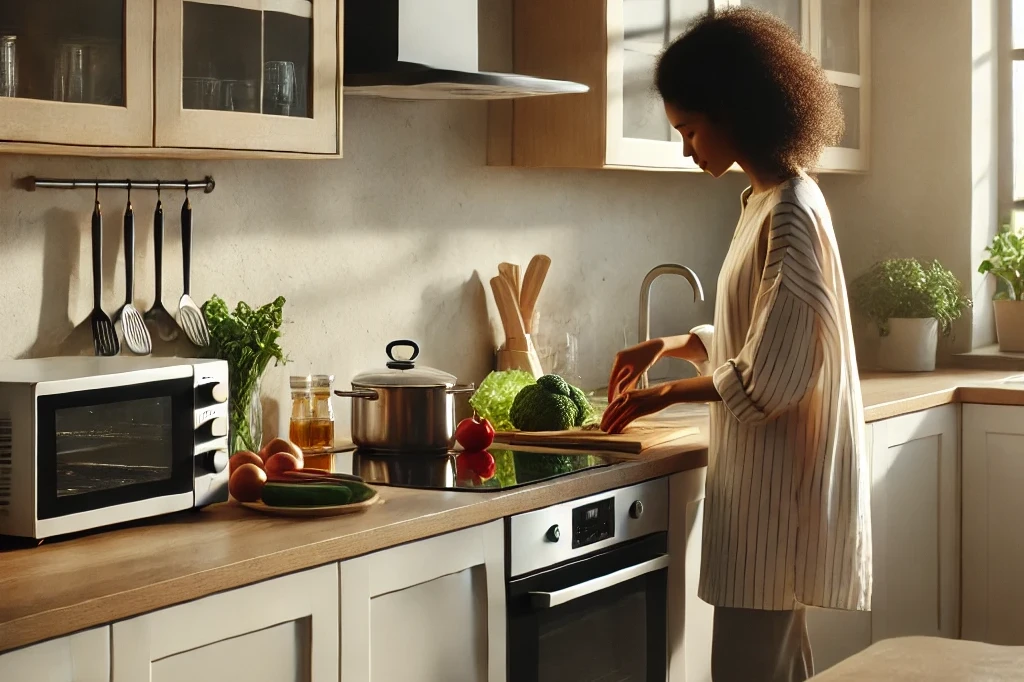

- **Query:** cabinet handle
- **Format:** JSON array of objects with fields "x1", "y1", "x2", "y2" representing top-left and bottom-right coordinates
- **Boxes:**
[{"x1": 527, "y1": 554, "x2": 669, "y2": 609}]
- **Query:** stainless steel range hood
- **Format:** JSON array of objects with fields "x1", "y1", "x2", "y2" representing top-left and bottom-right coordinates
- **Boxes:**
[{"x1": 344, "y1": 0, "x2": 589, "y2": 100}]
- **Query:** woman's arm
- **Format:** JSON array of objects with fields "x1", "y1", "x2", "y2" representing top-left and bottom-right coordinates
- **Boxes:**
[{"x1": 600, "y1": 374, "x2": 720, "y2": 434}]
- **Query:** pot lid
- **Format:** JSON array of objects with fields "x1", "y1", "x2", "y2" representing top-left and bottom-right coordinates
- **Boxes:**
[{"x1": 352, "y1": 340, "x2": 457, "y2": 388}]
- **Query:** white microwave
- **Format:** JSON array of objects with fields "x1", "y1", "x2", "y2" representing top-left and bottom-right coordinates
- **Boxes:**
[{"x1": 0, "y1": 356, "x2": 230, "y2": 539}]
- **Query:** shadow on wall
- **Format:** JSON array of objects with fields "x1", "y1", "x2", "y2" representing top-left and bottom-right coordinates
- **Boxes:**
[{"x1": 20, "y1": 208, "x2": 84, "y2": 358}]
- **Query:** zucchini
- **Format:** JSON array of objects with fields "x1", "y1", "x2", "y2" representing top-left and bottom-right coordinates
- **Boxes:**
[{"x1": 261, "y1": 482, "x2": 353, "y2": 507}]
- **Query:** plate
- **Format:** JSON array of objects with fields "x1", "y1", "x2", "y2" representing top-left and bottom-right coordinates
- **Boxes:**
[{"x1": 240, "y1": 491, "x2": 380, "y2": 517}]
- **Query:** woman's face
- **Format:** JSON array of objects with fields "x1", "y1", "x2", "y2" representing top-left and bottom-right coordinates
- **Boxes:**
[{"x1": 663, "y1": 103, "x2": 737, "y2": 177}]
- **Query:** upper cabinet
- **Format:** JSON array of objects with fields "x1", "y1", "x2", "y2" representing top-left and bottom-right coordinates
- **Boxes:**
[
  {"x1": 0, "y1": 0, "x2": 341, "y2": 158},
  {"x1": 491, "y1": 0, "x2": 869, "y2": 172}
]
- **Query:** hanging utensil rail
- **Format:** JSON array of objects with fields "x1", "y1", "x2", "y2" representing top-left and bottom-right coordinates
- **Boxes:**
[{"x1": 20, "y1": 177, "x2": 216, "y2": 194}]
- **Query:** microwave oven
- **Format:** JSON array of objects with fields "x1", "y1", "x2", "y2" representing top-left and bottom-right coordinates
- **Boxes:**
[{"x1": 0, "y1": 356, "x2": 230, "y2": 539}]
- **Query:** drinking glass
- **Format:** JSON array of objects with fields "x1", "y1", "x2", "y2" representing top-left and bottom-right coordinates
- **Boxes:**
[
  {"x1": 221, "y1": 79, "x2": 258, "y2": 112},
  {"x1": 53, "y1": 43, "x2": 87, "y2": 103},
  {"x1": 263, "y1": 61, "x2": 296, "y2": 116},
  {"x1": 0, "y1": 35, "x2": 16, "y2": 98},
  {"x1": 183, "y1": 77, "x2": 221, "y2": 110}
]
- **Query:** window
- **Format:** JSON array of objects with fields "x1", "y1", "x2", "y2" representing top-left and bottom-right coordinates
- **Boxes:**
[{"x1": 1011, "y1": 1, "x2": 1024, "y2": 215}]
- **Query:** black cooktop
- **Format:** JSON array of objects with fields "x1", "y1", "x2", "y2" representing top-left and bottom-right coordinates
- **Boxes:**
[{"x1": 332, "y1": 448, "x2": 616, "y2": 492}]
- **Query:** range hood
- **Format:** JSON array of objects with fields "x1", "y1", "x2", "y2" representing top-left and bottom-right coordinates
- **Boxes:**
[{"x1": 344, "y1": 0, "x2": 589, "y2": 100}]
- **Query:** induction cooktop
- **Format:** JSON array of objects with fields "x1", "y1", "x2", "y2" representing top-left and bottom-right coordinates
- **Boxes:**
[{"x1": 331, "y1": 448, "x2": 616, "y2": 492}]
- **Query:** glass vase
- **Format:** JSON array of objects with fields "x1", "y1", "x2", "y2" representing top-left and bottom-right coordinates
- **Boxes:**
[{"x1": 230, "y1": 373, "x2": 263, "y2": 454}]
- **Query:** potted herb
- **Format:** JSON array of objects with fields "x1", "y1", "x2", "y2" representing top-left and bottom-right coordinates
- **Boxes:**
[
  {"x1": 203, "y1": 295, "x2": 288, "y2": 453},
  {"x1": 851, "y1": 258, "x2": 971, "y2": 372},
  {"x1": 978, "y1": 225, "x2": 1024, "y2": 351}
]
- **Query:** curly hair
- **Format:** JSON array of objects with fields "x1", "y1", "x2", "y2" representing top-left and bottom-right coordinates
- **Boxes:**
[{"x1": 655, "y1": 8, "x2": 843, "y2": 174}]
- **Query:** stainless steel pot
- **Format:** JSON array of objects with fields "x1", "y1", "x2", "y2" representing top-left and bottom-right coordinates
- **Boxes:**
[{"x1": 336, "y1": 340, "x2": 474, "y2": 452}]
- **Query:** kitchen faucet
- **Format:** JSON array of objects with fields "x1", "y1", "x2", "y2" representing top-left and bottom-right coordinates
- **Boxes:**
[{"x1": 637, "y1": 264, "x2": 705, "y2": 390}]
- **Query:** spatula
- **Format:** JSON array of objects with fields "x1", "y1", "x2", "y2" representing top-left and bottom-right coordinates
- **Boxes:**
[
  {"x1": 498, "y1": 262, "x2": 520, "y2": 299},
  {"x1": 490, "y1": 276, "x2": 529, "y2": 352},
  {"x1": 90, "y1": 190, "x2": 120, "y2": 357},
  {"x1": 144, "y1": 195, "x2": 180, "y2": 342},
  {"x1": 520, "y1": 254, "x2": 551, "y2": 334},
  {"x1": 118, "y1": 190, "x2": 152, "y2": 355},
  {"x1": 177, "y1": 194, "x2": 210, "y2": 347}
]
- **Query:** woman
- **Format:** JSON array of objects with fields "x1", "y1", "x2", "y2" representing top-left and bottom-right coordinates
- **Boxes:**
[{"x1": 601, "y1": 9, "x2": 871, "y2": 682}]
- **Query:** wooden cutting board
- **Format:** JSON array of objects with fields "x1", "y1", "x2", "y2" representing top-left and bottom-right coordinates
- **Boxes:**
[{"x1": 492, "y1": 423, "x2": 699, "y2": 456}]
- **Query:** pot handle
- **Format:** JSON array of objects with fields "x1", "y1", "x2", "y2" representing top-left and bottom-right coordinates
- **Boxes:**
[
  {"x1": 446, "y1": 384, "x2": 476, "y2": 395},
  {"x1": 334, "y1": 389, "x2": 380, "y2": 401}
]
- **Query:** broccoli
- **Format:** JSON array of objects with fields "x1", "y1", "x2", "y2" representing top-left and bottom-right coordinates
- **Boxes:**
[
  {"x1": 509, "y1": 374, "x2": 594, "y2": 431},
  {"x1": 514, "y1": 452, "x2": 579, "y2": 480}
]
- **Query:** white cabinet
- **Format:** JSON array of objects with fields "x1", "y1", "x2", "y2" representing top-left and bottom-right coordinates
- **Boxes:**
[
  {"x1": 338, "y1": 521, "x2": 506, "y2": 682},
  {"x1": 667, "y1": 467, "x2": 714, "y2": 682},
  {"x1": 805, "y1": 405, "x2": 959, "y2": 673},
  {"x1": 869, "y1": 404, "x2": 960, "y2": 641},
  {"x1": 963, "y1": 404, "x2": 1024, "y2": 645},
  {"x1": 0, "y1": 627, "x2": 109, "y2": 682},
  {"x1": 111, "y1": 564, "x2": 338, "y2": 682}
]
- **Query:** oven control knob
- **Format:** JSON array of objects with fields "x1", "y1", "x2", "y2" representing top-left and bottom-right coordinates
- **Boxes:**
[
  {"x1": 197, "y1": 450, "x2": 229, "y2": 474},
  {"x1": 196, "y1": 416, "x2": 228, "y2": 441},
  {"x1": 198, "y1": 382, "x2": 229, "y2": 405},
  {"x1": 545, "y1": 524, "x2": 561, "y2": 543},
  {"x1": 629, "y1": 500, "x2": 644, "y2": 520}
]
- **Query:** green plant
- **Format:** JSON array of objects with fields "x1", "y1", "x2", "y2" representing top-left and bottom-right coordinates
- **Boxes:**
[
  {"x1": 851, "y1": 258, "x2": 971, "y2": 336},
  {"x1": 978, "y1": 224, "x2": 1024, "y2": 300},
  {"x1": 203, "y1": 295, "x2": 288, "y2": 453}
]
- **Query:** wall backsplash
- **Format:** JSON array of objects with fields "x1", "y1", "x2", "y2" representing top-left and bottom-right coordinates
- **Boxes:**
[{"x1": 0, "y1": 97, "x2": 746, "y2": 439}]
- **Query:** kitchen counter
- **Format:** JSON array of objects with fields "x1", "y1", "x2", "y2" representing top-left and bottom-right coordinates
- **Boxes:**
[{"x1": 2, "y1": 367, "x2": 1023, "y2": 655}]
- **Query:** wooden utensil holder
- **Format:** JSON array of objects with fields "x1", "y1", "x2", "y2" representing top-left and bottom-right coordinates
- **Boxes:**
[{"x1": 496, "y1": 335, "x2": 543, "y2": 377}]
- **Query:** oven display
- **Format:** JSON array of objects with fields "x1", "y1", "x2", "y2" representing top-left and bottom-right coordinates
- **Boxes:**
[{"x1": 572, "y1": 497, "x2": 614, "y2": 549}]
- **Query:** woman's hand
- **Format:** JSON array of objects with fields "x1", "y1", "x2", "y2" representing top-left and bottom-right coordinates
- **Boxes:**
[
  {"x1": 601, "y1": 385, "x2": 674, "y2": 434},
  {"x1": 608, "y1": 339, "x2": 666, "y2": 402}
]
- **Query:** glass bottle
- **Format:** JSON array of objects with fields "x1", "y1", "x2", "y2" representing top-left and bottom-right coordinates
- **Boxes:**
[
  {"x1": 288, "y1": 375, "x2": 312, "y2": 450},
  {"x1": 303, "y1": 375, "x2": 335, "y2": 470}
]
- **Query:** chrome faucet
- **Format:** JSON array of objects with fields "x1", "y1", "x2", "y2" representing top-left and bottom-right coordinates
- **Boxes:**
[{"x1": 637, "y1": 264, "x2": 705, "y2": 389}]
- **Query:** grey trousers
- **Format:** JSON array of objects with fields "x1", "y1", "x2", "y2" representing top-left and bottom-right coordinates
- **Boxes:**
[{"x1": 711, "y1": 606, "x2": 814, "y2": 682}]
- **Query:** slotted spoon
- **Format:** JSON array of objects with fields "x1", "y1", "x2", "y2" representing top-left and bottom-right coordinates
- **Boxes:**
[
  {"x1": 118, "y1": 191, "x2": 152, "y2": 355},
  {"x1": 90, "y1": 192, "x2": 119, "y2": 356},
  {"x1": 177, "y1": 194, "x2": 210, "y2": 347},
  {"x1": 143, "y1": 196, "x2": 179, "y2": 342}
]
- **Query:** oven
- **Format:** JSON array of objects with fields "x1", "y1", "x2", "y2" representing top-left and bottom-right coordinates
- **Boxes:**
[{"x1": 507, "y1": 479, "x2": 669, "y2": 682}]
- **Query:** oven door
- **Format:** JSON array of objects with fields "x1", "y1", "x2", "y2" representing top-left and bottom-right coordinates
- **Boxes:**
[
  {"x1": 35, "y1": 376, "x2": 196, "y2": 527},
  {"x1": 508, "y1": 533, "x2": 668, "y2": 682}
]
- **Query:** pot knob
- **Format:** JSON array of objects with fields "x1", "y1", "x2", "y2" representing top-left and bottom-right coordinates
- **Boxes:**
[
  {"x1": 385, "y1": 339, "x2": 420, "y2": 370},
  {"x1": 545, "y1": 524, "x2": 561, "y2": 543}
]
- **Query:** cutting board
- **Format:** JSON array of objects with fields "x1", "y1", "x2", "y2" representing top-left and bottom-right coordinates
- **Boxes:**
[{"x1": 492, "y1": 423, "x2": 699, "y2": 457}]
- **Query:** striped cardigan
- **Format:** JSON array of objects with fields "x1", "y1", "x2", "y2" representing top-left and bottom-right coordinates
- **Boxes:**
[{"x1": 690, "y1": 174, "x2": 871, "y2": 611}]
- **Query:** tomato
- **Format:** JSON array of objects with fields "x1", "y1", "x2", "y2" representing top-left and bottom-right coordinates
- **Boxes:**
[
  {"x1": 229, "y1": 463, "x2": 267, "y2": 502},
  {"x1": 229, "y1": 450, "x2": 263, "y2": 474},
  {"x1": 455, "y1": 416, "x2": 495, "y2": 451},
  {"x1": 265, "y1": 452, "x2": 302, "y2": 477},
  {"x1": 456, "y1": 451, "x2": 496, "y2": 483}
]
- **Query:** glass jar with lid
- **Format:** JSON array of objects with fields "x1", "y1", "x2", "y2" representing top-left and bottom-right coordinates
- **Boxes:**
[
  {"x1": 308, "y1": 374, "x2": 335, "y2": 454},
  {"x1": 288, "y1": 374, "x2": 312, "y2": 449}
]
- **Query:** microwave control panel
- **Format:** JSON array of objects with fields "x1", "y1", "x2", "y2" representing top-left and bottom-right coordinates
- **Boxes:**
[{"x1": 571, "y1": 498, "x2": 614, "y2": 549}]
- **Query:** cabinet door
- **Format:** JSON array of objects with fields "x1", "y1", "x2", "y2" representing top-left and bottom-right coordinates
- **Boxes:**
[
  {"x1": 963, "y1": 404, "x2": 1024, "y2": 644},
  {"x1": 606, "y1": 0, "x2": 715, "y2": 169},
  {"x1": 154, "y1": 0, "x2": 339, "y2": 154},
  {"x1": 0, "y1": 627, "x2": 109, "y2": 682},
  {"x1": 667, "y1": 467, "x2": 713, "y2": 682},
  {"x1": 870, "y1": 405, "x2": 960, "y2": 641},
  {"x1": 813, "y1": 0, "x2": 870, "y2": 170},
  {"x1": 339, "y1": 521, "x2": 505, "y2": 682},
  {"x1": 112, "y1": 564, "x2": 338, "y2": 682},
  {"x1": 0, "y1": 0, "x2": 152, "y2": 148}
]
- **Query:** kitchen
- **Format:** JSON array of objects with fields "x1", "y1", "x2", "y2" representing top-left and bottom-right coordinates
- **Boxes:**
[{"x1": 0, "y1": 0, "x2": 1022, "y2": 681}]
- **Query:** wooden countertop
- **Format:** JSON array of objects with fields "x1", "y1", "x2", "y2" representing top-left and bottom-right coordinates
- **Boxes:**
[{"x1": 2, "y1": 367, "x2": 1023, "y2": 654}]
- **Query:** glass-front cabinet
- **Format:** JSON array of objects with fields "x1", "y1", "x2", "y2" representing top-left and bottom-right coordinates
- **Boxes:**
[
  {"x1": 730, "y1": 0, "x2": 868, "y2": 170},
  {"x1": 154, "y1": 0, "x2": 338, "y2": 154},
  {"x1": 495, "y1": 0, "x2": 868, "y2": 172},
  {"x1": 0, "y1": 0, "x2": 340, "y2": 157},
  {"x1": 0, "y1": 0, "x2": 152, "y2": 148}
]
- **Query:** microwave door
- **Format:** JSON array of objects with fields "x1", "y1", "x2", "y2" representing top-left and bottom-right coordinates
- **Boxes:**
[{"x1": 36, "y1": 377, "x2": 195, "y2": 522}]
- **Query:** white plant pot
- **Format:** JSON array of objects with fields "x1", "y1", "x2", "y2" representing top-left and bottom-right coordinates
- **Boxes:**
[
  {"x1": 878, "y1": 317, "x2": 938, "y2": 372},
  {"x1": 994, "y1": 300, "x2": 1024, "y2": 352}
]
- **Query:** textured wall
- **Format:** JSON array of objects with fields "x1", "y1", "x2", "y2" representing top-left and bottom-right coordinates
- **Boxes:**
[{"x1": 0, "y1": 97, "x2": 746, "y2": 437}]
